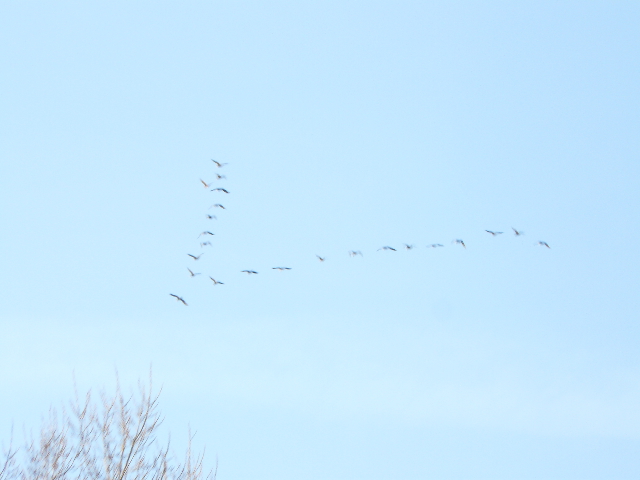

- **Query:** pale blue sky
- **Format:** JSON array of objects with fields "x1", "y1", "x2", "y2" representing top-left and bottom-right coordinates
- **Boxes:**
[{"x1": 1, "y1": 1, "x2": 639, "y2": 479}]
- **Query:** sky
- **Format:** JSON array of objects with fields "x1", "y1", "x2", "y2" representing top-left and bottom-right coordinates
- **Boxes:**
[{"x1": 1, "y1": 1, "x2": 639, "y2": 478}]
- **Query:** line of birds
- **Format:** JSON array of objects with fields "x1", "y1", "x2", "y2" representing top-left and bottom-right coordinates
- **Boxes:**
[
  {"x1": 170, "y1": 160, "x2": 551, "y2": 306},
  {"x1": 170, "y1": 160, "x2": 301, "y2": 306},
  {"x1": 170, "y1": 161, "x2": 229, "y2": 305}
]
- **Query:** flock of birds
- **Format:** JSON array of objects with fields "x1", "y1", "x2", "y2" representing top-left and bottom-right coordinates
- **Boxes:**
[{"x1": 170, "y1": 160, "x2": 551, "y2": 306}]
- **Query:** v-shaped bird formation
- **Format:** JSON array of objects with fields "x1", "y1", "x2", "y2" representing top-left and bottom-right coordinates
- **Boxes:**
[{"x1": 170, "y1": 159, "x2": 552, "y2": 306}]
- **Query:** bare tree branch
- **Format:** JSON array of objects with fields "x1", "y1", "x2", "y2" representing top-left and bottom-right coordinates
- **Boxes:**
[
  {"x1": 1, "y1": 375, "x2": 213, "y2": 480},
  {"x1": 0, "y1": 427, "x2": 17, "y2": 480}
]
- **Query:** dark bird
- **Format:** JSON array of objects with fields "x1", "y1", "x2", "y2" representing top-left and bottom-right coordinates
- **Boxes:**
[
  {"x1": 198, "y1": 231, "x2": 215, "y2": 238},
  {"x1": 187, "y1": 268, "x2": 200, "y2": 277},
  {"x1": 428, "y1": 244, "x2": 444, "y2": 248},
  {"x1": 209, "y1": 277, "x2": 224, "y2": 285},
  {"x1": 211, "y1": 188, "x2": 229, "y2": 193},
  {"x1": 188, "y1": 253, "x2": 204, "y2": 260},
  {"x1": 348, "y1": 250, "x2": 363, "y2": 257},
  {"x1": 200, "y1": 242, "x2": 212, "y2": 248},
  {"x1": 241, "y1": 270, "x2": 258, "y2": 274},
  {"x1": 215, "y1": 174, "x2": 226, "y2": 180},
  {"x1": 200, "y1": 179, "x2": 211, "y2": 189},
  {"x1": 272, "y1": 267, "x2": 292, "y2": 271},
  {"x1": 512, "y1": 227, "x2": 524, "y2": 236},
  {"x1": 211, "y1": 160, "x2": 228, "y2": 168},
  {"x1": 206, "y1": 214, "x2": 217, "y2": 220},
  {"x1": 404, "y1": 244, "x2": 415, "y2": 250},
  {"x1": 453, "y1": 239, "x2": 466, "y2": 248},
  {"x1": 170, "y1": 294, "x2": 188, "y2": 306},
  {"x1": 485, "y1": 230, "x2": 503, "y2": 236},
  {"x1": 378, "y1": 246, "x2": 396, "y2": 251},
  {"x1": 209, "y1": 204, "x2": 226, "y2": 209},
  {"x1": 316, "y1": 255, "x2": 326, "y2": 262},
  {"x1": 536, "y1": 241, "x2": 551, "y2": 248}
]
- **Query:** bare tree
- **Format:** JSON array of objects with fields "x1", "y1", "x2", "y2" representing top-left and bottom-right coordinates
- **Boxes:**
[{"x1": 2, "y1": 375, "x2": 215, "y2": 480}]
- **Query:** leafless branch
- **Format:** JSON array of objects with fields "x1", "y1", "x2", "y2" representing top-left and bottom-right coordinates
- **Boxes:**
[
  {"x1": 2, "y1": 375, "x2": 213, "y2": 480},
  {"x1": 0, "y1": 427, "x2": 17, "y2": 480}
]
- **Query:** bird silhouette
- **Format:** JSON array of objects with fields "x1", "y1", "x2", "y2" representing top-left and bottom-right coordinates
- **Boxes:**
[
  {"x1": 215, "y1": 174, "x2": 226, "y2": 180},
  {"x1": 428, "y1": 244, "x2": 444, "y2": 248},
  {"x1": 485, "y1": 230, "x2": 503, "y2": 236},
  {"x1": 206, "y1": 214, "x2": 217, "y2": 220},
  {"x1": 316, "y1": 255, "x2": 326, "y2": 262},
  {"x1": 241, "y1": 270, "x2": 258, "y2": 274},
  {"x1": 200, "y1": 242, "x2": 212, "y2": 248},
  {"x1": 453, "y1": 239, "x2": 466, "y2": 248},
  {"x1": 187, "y1": 268, "x2": 200, "y2": 277},
  {"x1": 211, "y1": 160, "x2": 228, "y2": 168},
  {"x1": 188, "y1": 253, "x2": 204, "y2": 260},
  {"x1": 209, "y1": 204, "x2": 226, "y2": 210},
  {"x1": 272, "y1": 267, "x2": 292, "y2": 271},
  {"x1": 404, "y1": 244, "x2": 415, "y2": 250},
  {"x1": 211, "y1": 188, "x2": 229, "y2": 193},
  {"x1": 198, "y1": 231, "x2": 215, "y2": 238},
  {"x1": 170, "y1": 294, "x2": 188, "y2": 306},
  {"x1": 209, "y1": 277, "x2": 224, "y2": 285},
  {"x1": 349, "y1": 250, "x2": 363, "y2": 257},
  {"x1": 536, "y1": 241, "x2": 551, "y2": 248},
  {"x1": 200, "y1": 179, "x2": 211, "y2": 189},
  {"x1": 512, "y1": 227, "x2": 524, "y2": 236},
  {"x1": 378, "y1": 246, "x2": 397, "y2": 251}
]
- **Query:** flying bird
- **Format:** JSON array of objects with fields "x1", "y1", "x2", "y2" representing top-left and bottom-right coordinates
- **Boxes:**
[
  {"x1": 536, "y1": 241, "x2": 551, "y2": 248},
  {"x1": 200, "y1": 242, "x2": 212, "y2": 248},
  {"x1": 211, "y1": 188, "x2": 229, "y2": 193},
  {"x1": 211, "y1": 160, "x2": 228, "y2": 168},
  {"x1": 187, "y1": 268, "x2": 200, "y2": 277},
  {"x1": 316, "y1": 255, "x2": 326, "y2": 262},
  {"x1": 272, "y1": 267, "x2": 292, "y2": 271},
  {"x1": 404, "y1": 244, "x2": 415, "y2": 250},
  {"x1": 348, "y1": 250, "x2": 363, "y2": 257},
  {"x1": 209, "y1": 277, "x2": 224, "y2": 285},
  {"x1": 200, "y1": 179, "x2": 211, "y2": 189},
  {"x1": 485, "y1": 230, "x2": 503, "y2": 236},
  {"x1": 241, "y1": 270, "x2": 258, "y2": 274},
  {"x1": 206, "y1": 215, "x2": 217, "y2": 220},
  {"x1": 188, "y1": 253, "x2": 204, "y2": 260},
  {"x1": 428, "y1": 244, "x2": 444, "y2": 248},
  {"x1": 198, "y1": 231, "x2": 215, "y2": 238},
  {"x1": 169, "y1": 294, "x2": 188, "y2": 306},
  {"x1": 215, "y1": 174, "x2": 226, "y2": 180},
  {"x1": 512, "y1": 227, "x2": 524, "y2": 236},
  {"x1": 209, "y1": 204, "x2": 226, "y2": 210},
  {"x1": 453, "y1": 239, "x2": 466, "y2": 248},
  {"x1": 378, "y1": 246, "x2": 397, "y2": 251}
]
